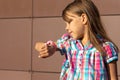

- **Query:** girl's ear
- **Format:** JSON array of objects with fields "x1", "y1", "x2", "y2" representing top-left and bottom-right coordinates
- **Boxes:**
[{"x1": 81, "y1": 13, "x2": 88, "y2": 25}]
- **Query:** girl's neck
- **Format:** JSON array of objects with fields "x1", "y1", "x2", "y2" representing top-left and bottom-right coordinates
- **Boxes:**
[
  {"x1": 81, "y1": 25, "x2": 89, "y2": 46},
  {"x1": 81, "y1": 36, "x2": 89, "y2": 46}
]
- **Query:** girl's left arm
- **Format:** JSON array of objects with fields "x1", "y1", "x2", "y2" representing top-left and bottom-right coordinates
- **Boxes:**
[{"x1": 107, "y1": 61, "x2": 118, "y2": 80}]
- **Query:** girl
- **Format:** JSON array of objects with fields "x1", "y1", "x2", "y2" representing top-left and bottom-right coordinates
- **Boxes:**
[{"x1": 35, "y1": 0, "x2": 119, "y2": 80}]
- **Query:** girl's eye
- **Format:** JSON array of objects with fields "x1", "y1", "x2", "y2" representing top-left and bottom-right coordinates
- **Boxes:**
[{"x1": 67, "y1": 19, "x2": 72, "y2": 23}]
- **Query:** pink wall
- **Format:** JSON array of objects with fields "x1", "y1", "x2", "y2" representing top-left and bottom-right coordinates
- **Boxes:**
[{"x1": 0, "y1": 0, "x2": 120, "y2": 79}]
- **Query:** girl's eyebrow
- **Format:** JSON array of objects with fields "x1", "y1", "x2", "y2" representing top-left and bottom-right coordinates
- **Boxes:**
[{"x1": 64, "y1": 15, "x2": 72, "y2": 22}]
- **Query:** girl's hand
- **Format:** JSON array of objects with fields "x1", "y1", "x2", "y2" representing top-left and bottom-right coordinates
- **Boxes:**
[{"x1": 35, "y1": 42, "x2": 56, "y2": 58}]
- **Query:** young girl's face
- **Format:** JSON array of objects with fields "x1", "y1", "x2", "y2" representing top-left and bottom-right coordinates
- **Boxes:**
[{"x1": 65, "y1": 12, "x2": 86, "y2": 40}]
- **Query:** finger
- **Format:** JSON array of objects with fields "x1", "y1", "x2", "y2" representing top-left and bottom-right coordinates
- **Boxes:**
[
  {"x1": 39, "y1": 46, "x2": 48, "y2": 53},
  {"x1": 39, "y1": 49, "x2": 49, "y2": 56},
  {"x1": 36, "y1": 45, "x2": 47, "y2": 52},
  {"x1": 38, "y1": 52, "x2": 49, "y2": 58},
  {"x1": 38, "y1": 55, "x2": 41, "y2": 58},
  {"x1": 35, "y1": 44, "x2": 39, "y2": 50},
  {"x1": 38, "y1": 47, "x2": 48, "y2": 55}
]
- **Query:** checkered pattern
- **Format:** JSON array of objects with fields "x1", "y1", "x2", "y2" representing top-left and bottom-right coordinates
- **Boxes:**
[{"x1": 57, "y1": 33, "x2": 118, "y2": 80}]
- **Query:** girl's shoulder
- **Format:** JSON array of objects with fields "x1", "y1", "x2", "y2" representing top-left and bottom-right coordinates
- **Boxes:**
[
  {"x1": 97, "y1": 35, "x2": 117, "y2": 52},
  {"x1": 102, "y1": 41, "x2": 118, "y2": 54},
  {"x1": 103, "y1": 41, "x2": 114, "y2": 46},
  {"x1": 102, "y1": 41, "x2": 115, "y2": 50},
  {"x1": 102, "y1": 41, "x2": 116, "y2": 49},
  {"x1": 102, "y1": 41, "x2": 118, "y2": 63}
]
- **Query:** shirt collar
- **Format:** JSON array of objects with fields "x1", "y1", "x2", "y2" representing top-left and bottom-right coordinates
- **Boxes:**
[{"x1": 70, "y1": 38, "x2": 93, "y2": 50}]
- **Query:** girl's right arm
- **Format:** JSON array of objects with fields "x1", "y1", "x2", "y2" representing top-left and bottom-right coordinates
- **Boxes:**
[
  {"x1": 35, "y1": 41, "x2": 58, "y2": 58},
  {"x1": 107, "y1": 61, "x2": 118, "y2": 80}
]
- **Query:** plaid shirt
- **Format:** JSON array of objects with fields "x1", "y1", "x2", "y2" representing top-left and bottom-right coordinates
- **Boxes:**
[{"x1": 57, "y1": 33, "x2": 118, "y2": 80}]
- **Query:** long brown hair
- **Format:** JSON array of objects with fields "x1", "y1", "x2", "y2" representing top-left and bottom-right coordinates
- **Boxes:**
[{"x1": 62, "y1": 0, "x2": 119, "y2": 54}]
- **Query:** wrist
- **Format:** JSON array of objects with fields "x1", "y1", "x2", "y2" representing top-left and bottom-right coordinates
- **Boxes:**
[{"x1": 46, "y1": 40, "x2": 57, "y2": 51}]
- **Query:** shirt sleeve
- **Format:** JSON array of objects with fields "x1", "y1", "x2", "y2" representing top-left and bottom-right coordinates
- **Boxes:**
[
  {"x1": 104, "y1": 42, "x2": 118, "y2": 63},
  {"x1": 56, "y1": 33, "x2": 70, "y2": 55}
]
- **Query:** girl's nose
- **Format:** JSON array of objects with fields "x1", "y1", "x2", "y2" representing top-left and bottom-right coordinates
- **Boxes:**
[{"x1": 65, "y1": 23, "x2": 69, "y2": 31}]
